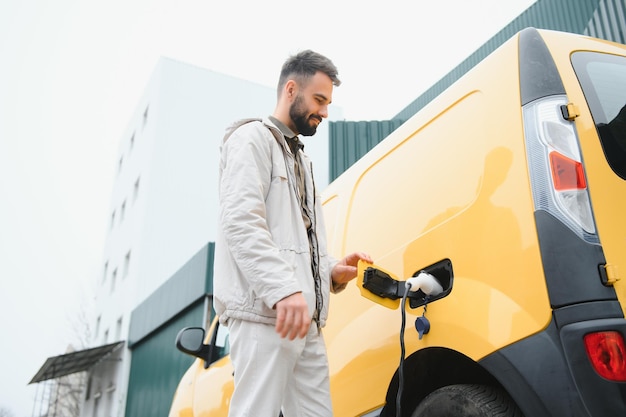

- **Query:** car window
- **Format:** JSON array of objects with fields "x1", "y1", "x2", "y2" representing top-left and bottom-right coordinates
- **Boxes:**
[
  {"x1": 572, "y1": 51, "x2": 626, "y2": 179},
  {"x1": 212, "y1": 321, "x2": 230, "y2": 361}
]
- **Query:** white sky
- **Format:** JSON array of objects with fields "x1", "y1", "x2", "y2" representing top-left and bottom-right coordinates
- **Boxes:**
[{"x1": 0, "y1": 0, "x2": 535, "y2": 415}]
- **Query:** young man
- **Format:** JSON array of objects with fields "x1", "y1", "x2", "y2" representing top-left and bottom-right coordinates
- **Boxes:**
[{"x1": 214, "y1": 50, "x2": 372, "y2": 416}]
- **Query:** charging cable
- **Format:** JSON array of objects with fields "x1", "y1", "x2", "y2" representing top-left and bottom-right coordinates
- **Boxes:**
[{"x1": 396, "y1": 272, "x2": 443, "y2": 417}]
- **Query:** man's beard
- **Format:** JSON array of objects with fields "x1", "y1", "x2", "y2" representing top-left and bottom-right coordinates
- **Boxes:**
[{"x1": 289, "y1": 94, "x2": 322, "y2": 136}]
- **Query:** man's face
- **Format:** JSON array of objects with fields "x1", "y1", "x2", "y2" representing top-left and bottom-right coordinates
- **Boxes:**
[{"x1": 289, "y1": 71, "x2": 333, "y2": 137}]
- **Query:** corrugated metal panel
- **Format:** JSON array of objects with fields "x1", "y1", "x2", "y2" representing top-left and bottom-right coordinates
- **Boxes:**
[
  {"x1": 125, "y1": 300, "x2": 205, "y2": 417},
  {"x1": 128, "y1": 242, "x2": 214, "y2": 347},
  {"x1": 328, "y1": 119, "x2": 404, "y2": 181},
  {"x1": 585, "y1": 0, "x2": 626, "y2": 43}
]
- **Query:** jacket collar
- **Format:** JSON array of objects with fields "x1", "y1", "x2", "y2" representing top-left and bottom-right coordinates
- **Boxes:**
[
  {"x1": 268, "y1": 116, "x2": 304, "y2": 155},
  {"x1": 268, "y1": 115, "x2": 297, "y2": 139}
]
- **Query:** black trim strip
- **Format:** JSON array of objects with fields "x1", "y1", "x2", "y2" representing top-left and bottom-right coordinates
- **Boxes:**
[
  {"x1": 519, "y1": 28, "x2": 566, "y2": 105},
  {"x1": 535, "y1": 210, "x2": 614, "y2": 308}
]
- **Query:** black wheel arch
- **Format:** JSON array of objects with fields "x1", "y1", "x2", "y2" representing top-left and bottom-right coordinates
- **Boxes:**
[{"x1": 380, "y1": 347, "x2": 512, "y2": 417}]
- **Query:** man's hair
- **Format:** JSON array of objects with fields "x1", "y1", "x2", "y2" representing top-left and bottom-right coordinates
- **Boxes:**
[{"x1": 277, "y1": 50, "x2": 341, "y2": 93}]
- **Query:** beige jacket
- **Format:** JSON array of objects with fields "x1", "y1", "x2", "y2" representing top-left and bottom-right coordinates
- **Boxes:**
[{"x1": 213, "y1": 117, "x2": 340, "y2": 328}]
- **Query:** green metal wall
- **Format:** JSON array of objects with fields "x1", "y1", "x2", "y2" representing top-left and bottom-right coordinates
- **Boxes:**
[
  {"x1": 125, "y1": 243, "x2": 214, "y2": 417},
  {"x1": 125, "y1": 301, "x2": 205, "y2": 417},
  {"x1": 328, "y1": 119, "x2": 404, "y2": 181}
]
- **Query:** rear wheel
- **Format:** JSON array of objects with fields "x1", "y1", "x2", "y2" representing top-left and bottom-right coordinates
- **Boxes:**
[{"x1": 411, "y1": 384, "x2": 523, "y2": 417}]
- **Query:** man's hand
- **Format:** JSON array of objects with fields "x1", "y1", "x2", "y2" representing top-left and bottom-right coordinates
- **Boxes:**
[
  {"x1": 275, "y1": 292, "x2": 310, "y2": 340},
  {"x1": 331, "y1": 252, "x2": 373, "y2": 285}
]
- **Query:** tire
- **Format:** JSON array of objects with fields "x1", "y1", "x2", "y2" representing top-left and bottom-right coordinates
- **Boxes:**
[{"x1": 411, "y1": 384, "x2": 524, "y2": 417}]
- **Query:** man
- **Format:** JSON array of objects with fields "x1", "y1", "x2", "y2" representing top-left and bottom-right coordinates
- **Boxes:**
[{"x1": 214, "y1": 50, "x2": 372, "y2": 417}]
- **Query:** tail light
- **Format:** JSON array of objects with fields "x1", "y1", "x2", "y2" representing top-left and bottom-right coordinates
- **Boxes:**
[
  {"x1": 549, "y1": 152, "x2": 587, "y2": 191},
  {"x1": 583, "y1": 331, "x2": 626, "y2": 381},
  {"x1": 523, "y1": 95, "x2": 599, "y2": 244}
]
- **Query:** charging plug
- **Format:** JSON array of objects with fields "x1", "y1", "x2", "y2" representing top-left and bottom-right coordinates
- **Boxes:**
[{"x1": 405, "y1": 272, "x2": 443, "y2": 296}]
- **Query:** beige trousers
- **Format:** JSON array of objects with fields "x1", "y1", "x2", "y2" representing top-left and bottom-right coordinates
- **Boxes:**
[{"x1": 227, "y1": 319, "x2": 333, "y2": 417}]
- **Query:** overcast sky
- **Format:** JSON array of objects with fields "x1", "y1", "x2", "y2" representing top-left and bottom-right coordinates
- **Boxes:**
[{"x1": 0, "y1": 1, "x2": 535, "y2": 415}]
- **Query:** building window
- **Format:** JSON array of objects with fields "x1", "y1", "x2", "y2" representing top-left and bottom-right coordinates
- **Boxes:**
[
  {"x1": 102, "y1": 262, "x2": 108, "y2": 284},
  {"x1": 110, "y1": 211, "x2": 116, "y2": 230},
  {"x1": 85, "y1": 376, "x2": 92, "y2": 400},
  {"x1": 111, "y1": 268, "x2": 117, "y2": 294},
  {"x1": 118, "y1": 156, "x2": 123, "y2": 174},
  {"x1": 93, "y1": 394, "x2": 100, "y2": 417},
  {"x1": 129, "y1": 132, "x2": 135, "y2": 151},
  {"x1": 123, "y1": 251, "x2": 131, "y2": 278},
  {"x1": 133, "y1": 177, "x2": 140, "y2": 203},
  {"x1": 120, "y1": 201, "x2": 126, "y2": 224},
  {"x1": 95, "y1": 316, "x2": 101, "y2": 341},
  {"x1": 115, "y1": 317, "x2": 123, "y2": 341},
  {"x1": 103, "y1": 329, "x2": 109, "y2": 344},
  {"x1": 105, "y1": 384, "x2": 115, "y2": 416},
  {"x1": 143, "y1": 106, "x2": 149, "y2": 130}
]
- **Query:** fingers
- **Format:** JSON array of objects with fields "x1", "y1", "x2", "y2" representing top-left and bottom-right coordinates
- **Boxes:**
[
  {"x1": 275, "y1": 293, "x2": 310, "y2": 340},
  {"x1": 351, "y1": 251, "x2": 373, "y2": 265},
  {"x1": 343, "y1": 252, "x2": 373, "y2": 267},
  {"x1": 276, "y1": 308, "x2": 309, "y2": 340},
  {"x1": 276, "y1": 309, "x2": 304, "y2": 339}
]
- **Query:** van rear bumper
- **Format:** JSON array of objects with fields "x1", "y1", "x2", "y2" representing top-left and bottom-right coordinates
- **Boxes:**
[{"x1": 481, "y1": 301, "x2": 626, "y2": 417}]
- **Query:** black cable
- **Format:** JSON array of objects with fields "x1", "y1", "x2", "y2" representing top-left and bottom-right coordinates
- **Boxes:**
[{"x1": 396, "y1": 283, "x2": 410, "y2": 417}]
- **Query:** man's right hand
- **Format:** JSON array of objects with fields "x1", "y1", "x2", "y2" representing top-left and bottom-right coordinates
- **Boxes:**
[{"x1": 275, "y1": 292, "x2": 310, "y2": 340}]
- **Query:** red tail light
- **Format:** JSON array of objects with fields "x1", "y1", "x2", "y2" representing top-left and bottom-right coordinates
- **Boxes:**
[
  {"x1": 549, "y1": 151, "x2": 587, "y2": 191},
  {"x1": 583, "y1": 331, "x2": 626, "y2": 381}
]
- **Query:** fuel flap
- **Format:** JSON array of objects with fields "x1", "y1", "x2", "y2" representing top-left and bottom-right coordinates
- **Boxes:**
[{"x1": 356, "y1": 260, "x2": 403, "y2": 309}]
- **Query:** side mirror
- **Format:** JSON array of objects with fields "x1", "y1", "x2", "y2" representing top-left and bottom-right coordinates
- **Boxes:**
[{"x1": 175, "y1": 327, "x2": 211, "y2": 360}]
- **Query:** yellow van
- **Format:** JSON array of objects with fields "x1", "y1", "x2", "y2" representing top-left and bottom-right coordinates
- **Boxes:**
[{"x1": 169, "y1": 28, "x2": 626, "y2": 416}]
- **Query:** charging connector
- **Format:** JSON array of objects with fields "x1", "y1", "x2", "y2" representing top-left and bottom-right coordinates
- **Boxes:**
[{"x1": 405, "y1": 271, "x2": 444, "y2": 296}]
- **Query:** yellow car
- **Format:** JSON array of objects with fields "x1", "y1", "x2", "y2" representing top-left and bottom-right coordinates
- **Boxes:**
[{"x1": 169, "y1": 28, "x2": 626, "y2": 416}]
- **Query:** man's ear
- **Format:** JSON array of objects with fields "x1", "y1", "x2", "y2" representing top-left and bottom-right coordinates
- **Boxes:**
[{"x1": 284, "y1": 79, "x2": 297, "y2": 101}]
